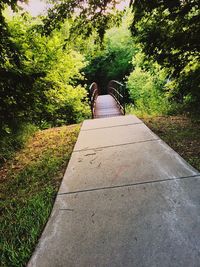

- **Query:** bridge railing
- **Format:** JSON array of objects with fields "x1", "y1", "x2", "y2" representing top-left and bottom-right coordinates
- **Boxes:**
[
  {"x1": 108, "y1": 80, "x2": 126, "y2": 115},
  {"x1": 89, "y1": 82, "x2": 99, "y2": 118}
]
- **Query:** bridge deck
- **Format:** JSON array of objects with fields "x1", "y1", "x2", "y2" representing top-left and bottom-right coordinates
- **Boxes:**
[{"x1": 94, "y1": 95, "x2": 122, "y2": 118}]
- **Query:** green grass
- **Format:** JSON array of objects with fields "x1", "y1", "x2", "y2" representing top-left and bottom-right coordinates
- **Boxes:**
[
  {"x1": 0, "y1": 125, "x2": 80, "y2": 266},
  {"x1": 142, "y1": 115, "x2": 200, "y2": 171}
]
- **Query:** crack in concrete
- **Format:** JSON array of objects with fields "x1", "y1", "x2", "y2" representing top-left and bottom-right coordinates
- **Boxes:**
[
  {"x1": 73, "y1": 138, "x2": 160, "y2": 153},
  {"x1": 57, "y1": 174, "x2": 200, "y2": 196},
  {"x1": 82, "y1": 122, "x2": 143, "y2": 131}
]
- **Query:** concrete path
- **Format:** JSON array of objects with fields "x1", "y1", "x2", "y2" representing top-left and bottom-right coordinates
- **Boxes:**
[
  {"x1": 94, "y1": 95, "x2": 122, "y2": 118},
  {"x1": 28, "y1": 115, "x2": 200, "y2": 267}
]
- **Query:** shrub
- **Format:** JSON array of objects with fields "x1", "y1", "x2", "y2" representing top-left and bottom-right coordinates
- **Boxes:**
[{"x1": 127, "y1": 64, "x2": 171, "y2": 115}]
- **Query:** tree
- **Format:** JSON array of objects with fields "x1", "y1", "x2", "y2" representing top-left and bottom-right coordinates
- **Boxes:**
[
  {"x1": 83, "y1": 11, "x2": 136, "y2": 93},
  {"x1": 6, "y1": 14, "x2": 90, "y2": 126},
  {"x1": 43, "y1": 0, "x2": 123, "y2": 41},
  {"x1": 0, "y1": 6, "x2": 44, "y2": 133},
  {"x1": 0, "y1": 5, "x2": 91, "y2": 134},
  {"x1": 130, "y1": 0, "x2": 200, "y2": 109},
  {"x1": 0, "y1": 0, "x2": 27, "y2": 66}
]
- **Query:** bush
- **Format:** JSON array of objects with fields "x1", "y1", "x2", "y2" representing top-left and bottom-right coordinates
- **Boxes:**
[
  {"x1": 0, "y1": 14, "x2": 91, "y2": 133},
  {"x1": 127, "y1": 64, "x2": 172, "y2": 116},
  {"x1": 44, "y1": 84, "x2": 91, "y2": 126}
]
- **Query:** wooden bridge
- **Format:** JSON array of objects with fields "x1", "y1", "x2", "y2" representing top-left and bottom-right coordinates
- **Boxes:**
[{"x1": 89, "y1": 80, "x2": 126, "y2": 119}]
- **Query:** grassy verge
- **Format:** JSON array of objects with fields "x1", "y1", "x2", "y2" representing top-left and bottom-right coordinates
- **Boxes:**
[
  {"x1": 142, "y1": 115, "x2": 200, "y2": 171},
  {"x1": 0, "y1": 124, "x2": 80, "y2": 267}
]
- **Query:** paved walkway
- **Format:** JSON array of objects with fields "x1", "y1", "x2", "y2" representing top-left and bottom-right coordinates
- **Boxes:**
[
  {"x1": 94, "y1": 95, "x2": 122, "y2": 118},
  {"x1": 28, "y1": 115, "x2": 200, "y2": 267}
]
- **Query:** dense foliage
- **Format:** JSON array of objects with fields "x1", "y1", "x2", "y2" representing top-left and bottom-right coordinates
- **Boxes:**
[
  {"x1": 0, "y1": 0, "x2": 123, "y2": 137},
  {"x1": 83, "y1": 13, "x2": 136, "y2": 93},
  {"x1": 1, "y1": 13, "x2": 90, "y2": 131},
  {"x1": 127, "y1": 51, "x2": 171, "y2": 115},
  {"x1": 0, "y1": 2, "x2": 91, "y2": 163},
  {"x1": 130, "y1": 0, "x2": 200, "y2": 110},
  {"x1": 43, "y1": 0, "x2": 122, "y2": 40},
  {"x1": 0, "y1": 0, "x2": 200, "y2": 162},
  {"x1": 1, "y1": 2, "x2": 200, "y2": 266}
]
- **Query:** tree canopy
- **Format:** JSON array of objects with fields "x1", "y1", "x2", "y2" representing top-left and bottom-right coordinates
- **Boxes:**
[
  {"x1": 130, "y1": 0, "x2": 200, "y2": 106},
  {"x1": 43, "y1": 0, "x2": 123, "y2": 41},
  {"x1": 0, "y1": 0, "x2": 200, "y2": 138}
]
